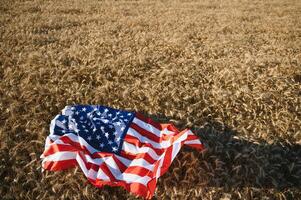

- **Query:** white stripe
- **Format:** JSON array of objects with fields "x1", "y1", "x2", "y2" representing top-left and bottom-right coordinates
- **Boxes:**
[
  {"x1": 42, "y1": 151, "x2": 77, "y2": 163},
  {"x1": 171, "y1": 142, "x2": 182, "y2": 162},
  {"x1": 75, "y1": 153, "x2": 110, "y2": 181},
  {"x1": 122, "y1": 141, "x2": 161, "y2": 160},
  {"x1": 59, "y1": 133, "x2": 99, "y2": 154},
  {"x1": 119, "y1": 173, "x2": 151, "y2": 185},
  {"x1": 155, "y1": 154, "x2": 165, "y2": 178},
  {"x1": 184, "y1": 139, "x2": 202, "y2": 145},
  {"x1": 132, "y1": 118, "x2": 162, "y2": 137},
  {"x1": 113, "y1": 155, "x2": 154, "y2": 171},
  {"x1": 127, "y1": 128, "x2": 171, "y2": 148},
  {"x1": 127, "y1": 158, "x2": 154, "y2": 171},
  {"x1": 103, "y1": 157, "x2": 152, "y2": 185}
]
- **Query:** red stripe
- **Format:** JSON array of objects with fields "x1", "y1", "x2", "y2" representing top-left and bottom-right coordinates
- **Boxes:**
[
  {"x1": 99, "y1": 162, "x2": 117, "y2": 182},
  {"x1": 124, "y1": 166, "x2": 153, "y2": 177},
  {"x1": 159, "y1": 145, "x2": 173, "y2": 176},
  {"x1": 124, "y1": 134, "x2": 165, "y2": 155},
  {"x1": 135, "y1": 113, "x2": 162, "y2": 130},
  {"x1": 120, "y1": 150, "x2": 157, "y2": 164},
  {"x1": 57, "y1": 136, "x2": 114, "y2": 159},
  {"x1": 112, "y1": 155, "x2": 127, "y2": 172},
  {"x1": 130, "y1": 123, "x2": 172, "y2": 143},
  {"x1": 186, "y1": 134, "x2": 200, "y2": 141},
  {"x1": 43, "y1": 159, "x2": 78, "y2": 171},
  {"x1": 42, "y1": 144, "x2": 78, "y2": 157}
]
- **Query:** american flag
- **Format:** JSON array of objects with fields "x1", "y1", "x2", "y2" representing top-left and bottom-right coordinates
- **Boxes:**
[{"x1": 41, "y1": 105, "x2": 204, "y2": 199}]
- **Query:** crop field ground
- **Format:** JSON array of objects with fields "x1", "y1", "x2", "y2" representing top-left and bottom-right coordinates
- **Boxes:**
[{"x1": 0, "y1": 0, "x2": 300, "y2": 199}]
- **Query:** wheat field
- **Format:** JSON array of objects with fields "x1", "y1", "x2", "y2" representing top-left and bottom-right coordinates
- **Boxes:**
[{"x1": 0, "y1": 0, "x2": 300, "y2": 199}]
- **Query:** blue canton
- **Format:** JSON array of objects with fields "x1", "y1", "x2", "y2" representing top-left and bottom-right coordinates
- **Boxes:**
[{"x1": 51, "y1": 105, "x2": 135, "y2": 153}]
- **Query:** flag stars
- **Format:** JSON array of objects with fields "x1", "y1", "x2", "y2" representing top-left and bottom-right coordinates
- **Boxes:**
[
  {"x1": 112, "y1": 147, "x2": 118, "y2": 152},
  {"x1": 87, "y1": 136, "x2": 92, "y2": 141},
  {"x1": 75, "y1": 111, "x2": 80, "y2": 115},
  {"x1": 108, "y1": 140, "x2": 113, "y2": 145},
  {"x1": 62, "y1": 119, "x2": 67, "y2": 124},
  {"x1": 102, "y1": 119, "x2": 109, "y2": 124},
  {"x1": 100, "y1": 143, "x2": 104, "y2": 148},
  {"x1": 105, "y1": 132, "x2": 109, "y2": 138},
  {"x1": 96, "y1": 135, "x2": 101, "y2": 140}
]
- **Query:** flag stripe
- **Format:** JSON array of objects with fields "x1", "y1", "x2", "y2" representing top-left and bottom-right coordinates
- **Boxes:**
[
  {"x1": 126, "y1": 128, "x2": 171, "y2": 149},
  {"x1": 135, "y1": 113, "x2": 162, "y2": 131}
]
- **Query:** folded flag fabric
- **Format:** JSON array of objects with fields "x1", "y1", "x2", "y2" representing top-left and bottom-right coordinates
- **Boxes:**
[{"x1": 41, "y1": 105, "x2": 204, "y2": 199}]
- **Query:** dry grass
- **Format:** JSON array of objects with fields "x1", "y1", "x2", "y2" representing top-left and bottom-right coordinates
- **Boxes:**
[{"x1": 1, "y1": 0, "x2": 301, "y2": 199}]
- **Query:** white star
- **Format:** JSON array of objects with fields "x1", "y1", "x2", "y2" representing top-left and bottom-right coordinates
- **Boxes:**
[
  {"x1": 100, "y1": 126, "x2": 105, "y2": 131},
  {"x1": 82, "y1": 108, "x2": 87, "y2": 112},
  {"x1": 93, "y1": 108, "x2": 98, "y2": 111},
  {"x1": 100, "y1": 143, "x2": 104, "y2": 148},
  {"x1": 112, "y1": 147, "x2": 118, "y2": 152},
  {"x1": 108, "y1": 113, "x2": 112, "y2": 117},
  {"x1": 108, "y1": 140, "x2": 113, "y2": 145},
  {"x1": 124, "y1": 119, "x2": 128, "y2": 122},
  {"x1": 116, "y1": 111, "x2": 120, "y2": 115},
  {"x1": 105, "y1": 132, "x2": 109, "y2": 138},
  {"x1": 62, "y1": 119, "x2": 67, "y2": 124},
  {"x1": 68, "y1": 124, "x2": 73, "y2": 129},
  {"x1": 127, "y1": 113, "x2": 131, "y2": 116},
  {"x1": 116, "y1": 137, "x2": 121, "y2": 142},
  {"x1": 75, "y1": 111, "x2": 79, "y2": 115},
  {"x1": 82, "y1": 125, "x2": 86, "y2": 128},
  {"x1": 80, "y1": 116, "x2": 84, "y2": 120},
  {"x1": 71, "y1": 107, "x2": 75, "y2": 110},
  {"x1": 96, "y1": 135, "x2": 100, "y2": 140},
  {"x1": 62, "y1": 130, "x2": 66, "y2": 133},
  {"x1": 120, "y1": 115, "x2": 124, "y2": 118},
  {"x1": 102, "y1": 119, "x2": 109, "y2": 124},
  {"x1": 84, "y1": 129, "x2": 89, "y2": 132},
  {"x1": 93, "y1": 128, "x2": 97, "y2": 132},
  {"x1": 75, "y1": 129, "x2": 79, "y2": 133},
  {"x1": 120, "y1": 127, "x2": 125, "y2": 131},
  {"x1": 104, "y1": 109, "x2": 109, "y2": 112},
  {"x1": 87, "y1": 136, "x2": 92, "y2": 141},
  {"x1": 116, "y1": 122, "x2": 121, "y2": 126}
]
